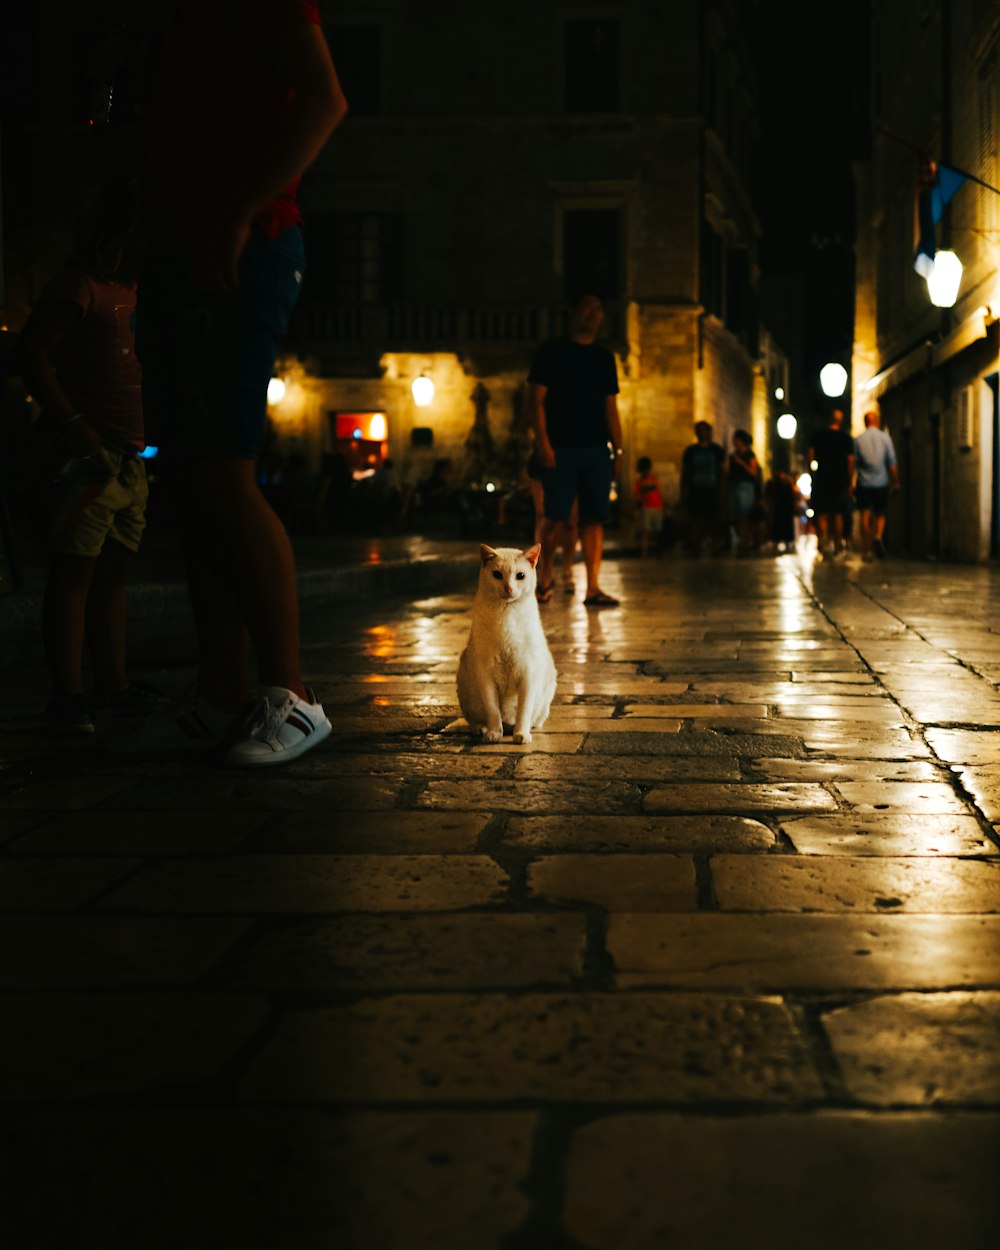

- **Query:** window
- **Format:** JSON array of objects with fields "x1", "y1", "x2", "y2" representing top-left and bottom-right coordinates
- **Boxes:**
[
  {"x1": 564, "y1": 18, "x2": 619, "y2": 113},
  {"x1": 301, "y1": 212, "x2": 403, "y2": 304},
  {"x1": 563, "y1": 209, "x2": 620, "y2": 302},
  {"x1": 700, "y1": 217, "x2": 724, "y2": 319},
  {"x1": 327, "y1": 24, "x2": 382, "y2": 116}
]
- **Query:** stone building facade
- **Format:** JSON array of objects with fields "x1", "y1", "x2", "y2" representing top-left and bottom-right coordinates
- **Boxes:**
[
  {"x1": 276, "y1": 0, "x2": 779, "y2": 519},
  {"x1": 853, "y1": 0, "x2": 1000, "y2": 562}
]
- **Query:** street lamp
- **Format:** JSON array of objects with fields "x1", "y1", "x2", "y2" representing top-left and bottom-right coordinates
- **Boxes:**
[
  {"x1": 776, "y1": 413, "x2": 797, "y2": 440},
  {"x1": 266, "y1": 377, "x2": 286, "y2": 405},
  {"x1": 411, "y1": 374, "x2": 435, "y2": 407},
  {"x1": 926, "y1": 249, "x2": 963, "y2": 307},
  {"x1": 819, "y1": 363, "x2": 848, "y2": 398}
]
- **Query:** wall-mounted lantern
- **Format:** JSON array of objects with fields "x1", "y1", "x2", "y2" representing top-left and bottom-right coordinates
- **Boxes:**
[
  {"x1": 411, "y1": 374, "x2": 435, "y2": 407},
  {"x1": 926, "y1": 249, "x2": 963, "y2": 308}
]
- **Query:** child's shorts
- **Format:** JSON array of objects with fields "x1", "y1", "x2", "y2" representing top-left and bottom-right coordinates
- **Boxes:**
[
  {"x1": 640, "y1": 507, "x2": 663, "y2": 533},
  {"x1": 52, "y1": 449, "x2": 148, "y2": 558}
]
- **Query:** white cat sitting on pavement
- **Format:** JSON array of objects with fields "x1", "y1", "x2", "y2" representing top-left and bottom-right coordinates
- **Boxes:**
[{"x1": 457, "y1": 543, "x2": 557, "y2": 744}]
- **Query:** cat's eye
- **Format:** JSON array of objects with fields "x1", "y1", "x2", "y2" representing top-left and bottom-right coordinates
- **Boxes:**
[
  {"x1": 515, "y1": 572, "x2": 525, "y2": 579},
  {"x1": 492, "y1": 570, "x2": 503, "y2": 580}
]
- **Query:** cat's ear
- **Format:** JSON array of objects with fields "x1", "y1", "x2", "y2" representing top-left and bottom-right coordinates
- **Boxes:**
[
  {"x1": 480, "y1": 544, "x2": 498, "y2": 564},
  {"x1": 523, "y1": 544, "x2": 541, "y2": 568}
]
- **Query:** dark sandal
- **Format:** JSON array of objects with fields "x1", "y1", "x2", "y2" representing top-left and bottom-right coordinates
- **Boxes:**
[
  {"x1": 535, "y1": 581, "x2": 555, "y2": 603},
  {"x1": 583, "y1": 590, "x2": 620, "y2": 607}
]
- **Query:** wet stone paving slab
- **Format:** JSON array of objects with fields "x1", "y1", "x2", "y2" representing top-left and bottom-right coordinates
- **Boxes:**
[{"x1": 2, "y1": 548, "x2": 1000, "y2": 1248}]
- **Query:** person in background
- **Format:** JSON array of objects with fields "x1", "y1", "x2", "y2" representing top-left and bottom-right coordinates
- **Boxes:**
[
  {"x1": 16, "y1": 179, "x2": 168, "y2": 736},
  {"x1": 633, "y1": 454, "x2": 664, "y2": 559},
  {"x1": 528, "y1": 292, "x2": 623, "y2": 608},
  {"x1": 680, "y1": 420, "x2": 726, "y2": 557},
  {"x1": 725, "y1": 428, "x2": 762, "y2": 557},
  {"x1": 808, "y1": 408, "x2": 855, "y2": 560},
  {"x1": 765, "y1": 469, "x2": 801, "y2": 554},
  {"x1": 854, "y1": 409, "x2": 900, "y2": 561},
  {"x1": 121, "y1": 0, "x2": 348, "y2": 765}
]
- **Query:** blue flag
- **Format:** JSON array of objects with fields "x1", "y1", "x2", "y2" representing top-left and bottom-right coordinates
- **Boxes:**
[{"x1": 914, "y1": 162, "x2": 968, "y2": 276}]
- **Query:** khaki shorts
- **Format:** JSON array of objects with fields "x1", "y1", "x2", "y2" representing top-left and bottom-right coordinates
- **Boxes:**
[
  {"x1": 52, "y1": 448, "x2": 148, "y2": 558},
  {"x1": 639, "y1": 507, "x2": 663, "y2": 533}
]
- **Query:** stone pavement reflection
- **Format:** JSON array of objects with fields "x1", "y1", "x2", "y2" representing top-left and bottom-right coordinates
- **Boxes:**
[{"x1": 2, "y1": 542, "x2": 1000, "y2": 1249}]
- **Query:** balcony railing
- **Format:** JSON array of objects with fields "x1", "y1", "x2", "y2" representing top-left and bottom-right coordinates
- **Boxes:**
[{"x1": 287, "y1": 302, "x2": 625, "y2": 355}]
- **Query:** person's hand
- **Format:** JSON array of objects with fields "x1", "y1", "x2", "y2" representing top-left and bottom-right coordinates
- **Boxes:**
[{"x1": 191, "y1": 215, "x2": 252, "y2": 292}]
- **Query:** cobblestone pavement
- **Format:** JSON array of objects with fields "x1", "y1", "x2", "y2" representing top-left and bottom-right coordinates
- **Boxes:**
[{"x1": 2, "y1": 543, "x2": 1000, "y2": 1249}]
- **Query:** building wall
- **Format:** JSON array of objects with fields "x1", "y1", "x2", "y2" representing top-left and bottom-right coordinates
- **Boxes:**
[
  {"x1": 280, "y1": 0, "x2": 769, "y2": 521},
  {"x1": 858, "y1": 0, "x2": 1000, "y2": 562}
]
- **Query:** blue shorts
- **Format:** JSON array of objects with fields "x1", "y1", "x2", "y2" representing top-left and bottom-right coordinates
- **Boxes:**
[
  {"x1": 541, "y1": 445, "x2": 614, "y2": 524},
  {"x1": 136, "y1": 224, "x2": 305, "y2": 459},
  {"x1": 729, "y1": 481, "x2": 756, "y2": 519}
]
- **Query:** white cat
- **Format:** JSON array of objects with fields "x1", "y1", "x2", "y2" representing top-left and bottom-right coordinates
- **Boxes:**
[{"x1": 457, "y1": 543, "x2": 557, "y2": 744}]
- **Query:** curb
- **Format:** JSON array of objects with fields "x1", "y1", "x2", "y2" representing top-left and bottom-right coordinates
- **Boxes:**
[{"x1": 0, "y1": 550, "x2": 482, "y2": 661}]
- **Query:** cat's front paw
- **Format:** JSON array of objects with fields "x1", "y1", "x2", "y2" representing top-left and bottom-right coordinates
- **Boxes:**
[
  {"x1": 483, "y1": 727, "x2": 504, "y2": 743},
  {"x1": 513, "y1": 730, "x2": 532, "y2": 744}
]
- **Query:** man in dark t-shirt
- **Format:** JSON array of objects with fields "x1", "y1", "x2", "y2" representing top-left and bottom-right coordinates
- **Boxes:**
[
  {"x1": 528, "y1": 294, "x2": 623, "y2": 607},
  {"x1": 680, "y1": 421, "x2": 726, "y2": 555},
  {"x1": 808, "y1": 409, "x2": 856, "y2": 559}
]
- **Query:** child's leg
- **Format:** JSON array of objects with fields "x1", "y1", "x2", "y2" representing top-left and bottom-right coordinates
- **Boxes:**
[
  {"x1": 87, "y1": 538, "x2": 132, "y2": 693},
  {"x1": 43, "y1": 553, "x2": 97, "y2": 695}
]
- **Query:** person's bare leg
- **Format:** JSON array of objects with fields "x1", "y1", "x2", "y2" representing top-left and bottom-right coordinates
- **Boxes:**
[
  {"x1": 581, "y1": 521, "x2": 604, "y2": 597},
  {"x1": 43, "y1": 553, "x2": 96, "y2": 695},
  {"x1": 858, "y1": 508, "x2": 872, "y2": 555},
  {"x1": 538, "y1": 516, "x2": 561, "y2": 590},
  {"x1": 189, "y1": 458, "x2": 306, "y2": 701},
  {"x1": 86, "y1": 539, "x2": 131, "y2": 693}
]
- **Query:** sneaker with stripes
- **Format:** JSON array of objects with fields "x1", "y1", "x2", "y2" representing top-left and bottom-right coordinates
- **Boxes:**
[
  {"x1": 225, "y1": 686, "x2": 331, "y2": 767},
  {"x1": 104, "y1": 690, "x2": 237, "y2": 753}
]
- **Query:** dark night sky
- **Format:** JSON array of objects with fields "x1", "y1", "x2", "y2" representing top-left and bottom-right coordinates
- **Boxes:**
[{"x1": 751, "y1": 2, "x2": 872, "y2": 380}]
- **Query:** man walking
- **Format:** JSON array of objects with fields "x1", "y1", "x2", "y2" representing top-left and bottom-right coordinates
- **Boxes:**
[
  {"x1": 680, "y1": 421, "x2": 726, "y2": 556},
  {"x1": 854, "y1": 410, "x2": 900, "y2": 560},
  {"x1": 528, "y1": 293, "x2": 623, "y2": 607},
  {"x1": 808, "y1": 408, "x2": 855, "y2": 559}
]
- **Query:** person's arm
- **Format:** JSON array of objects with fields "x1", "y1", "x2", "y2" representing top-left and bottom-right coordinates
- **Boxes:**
[
  {"x1": 886, "y1": 435, "x2": 900, "y2": 492},
  {"x1": 196, "y1": 18, "x2": 349, "y2": 291},
  {"x1": 605, "y1": 395, "x2": 623, "y2": 477},
  {"x1": 15, "y1": 301, "x2": 103, "y2": 457},
  {"x1": 529, "y1": 382, "x2": 556, "y2": 469}
]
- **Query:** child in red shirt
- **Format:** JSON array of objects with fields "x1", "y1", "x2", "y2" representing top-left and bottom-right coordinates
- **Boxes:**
[{"x1": 633, "y1": 455, "x2": 664, "y2": 558}]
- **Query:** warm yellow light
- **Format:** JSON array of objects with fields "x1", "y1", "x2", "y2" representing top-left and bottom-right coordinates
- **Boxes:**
[
  {"x1": 369, "y1": 412, "x2": 387, "y2": 440},
  {"x1": 774, "y1": 386, "x2": 785, "y2": 401},
  {"x1": 797, "y1": 473, "x2": 812, "y2": 498},
  {"x1": 267, "y1": 377, "x2": 286, "y2": 405},
  {"x1": 412, "y1": 375, "x2": 435, "y2": 407},
  {"x1": 819, "y1": 363, "x2": 848, "y2": 397},
  {"x1": 926, "y1": 250, "x2": 963, "y2": 308},
  {"x1": 777, "y1": 413, "x2": 797, "y2": 440}
]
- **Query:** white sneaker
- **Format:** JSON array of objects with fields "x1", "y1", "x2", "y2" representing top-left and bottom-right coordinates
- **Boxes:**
[
  {"x1": 225, "y1": 686, "x2": 331, "y2": 767},
  {"x1": 104, "y1": 690, "x2": 237, "y2": 753}
]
